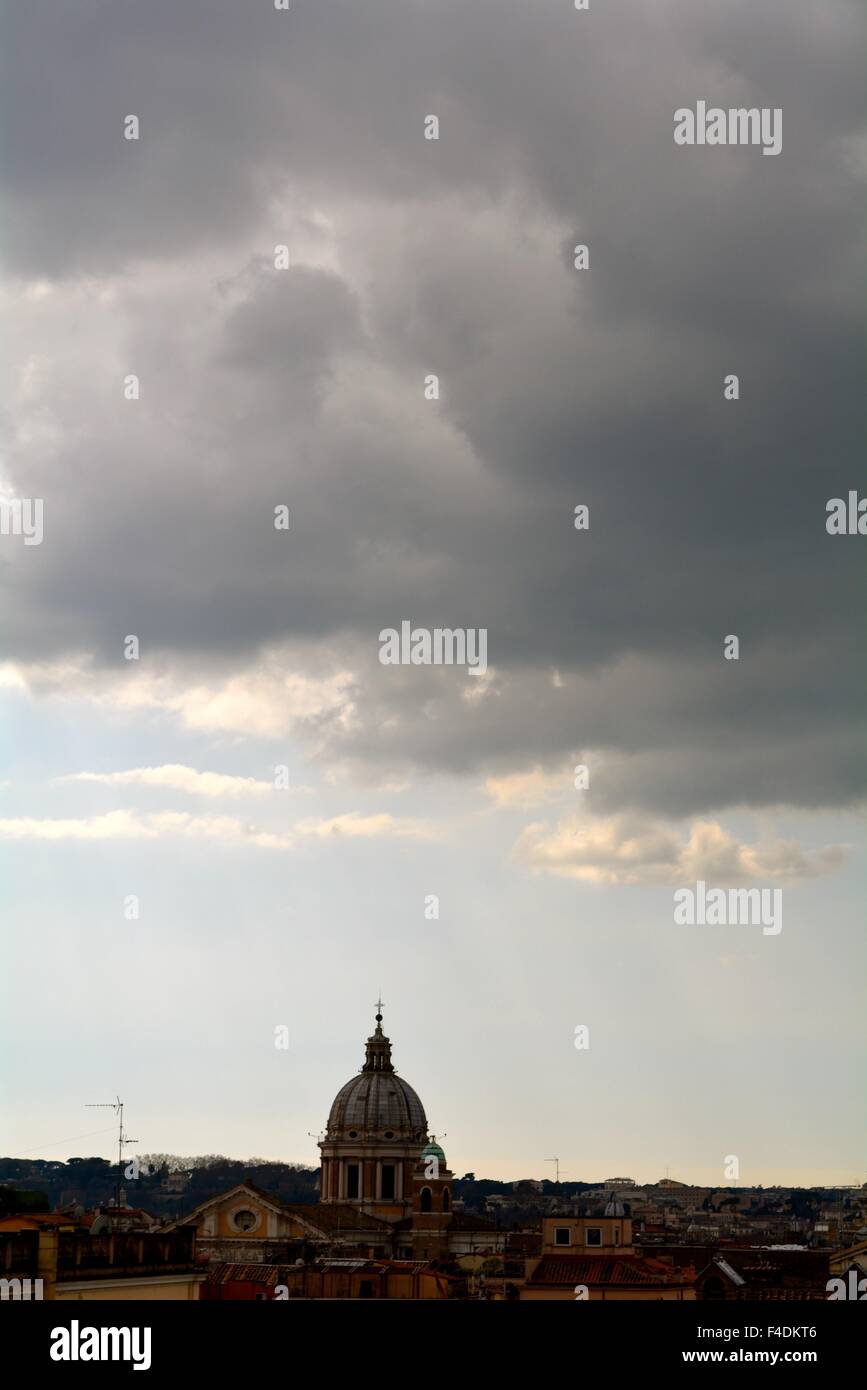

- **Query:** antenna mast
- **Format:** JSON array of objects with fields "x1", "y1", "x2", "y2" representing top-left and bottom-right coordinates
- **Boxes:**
[{"x1": 85, "y1": 1096, "x2": 138, "y2": 1210}]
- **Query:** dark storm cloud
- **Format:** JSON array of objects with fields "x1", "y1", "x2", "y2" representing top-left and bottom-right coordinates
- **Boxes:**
[{"x1": 1, "y1": 0, "x2": 864, "y2": 818}]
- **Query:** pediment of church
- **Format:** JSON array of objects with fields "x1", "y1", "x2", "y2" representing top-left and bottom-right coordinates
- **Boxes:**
[{"x1": 167, "y1": 1182, "x2": 294, "y2": 1241}]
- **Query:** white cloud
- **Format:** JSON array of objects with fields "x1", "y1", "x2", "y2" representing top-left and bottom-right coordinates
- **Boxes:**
[
  {"x1": 0, "y1": 807, "x2": 431, "y2": 850},
  {"x1": 678, "y1": 820, "x2": 847, "y2": 884},
  {"x1": 0, "y1": 655, "x2": 358, "y2": 742},
  {"x1": 0, "y1": 810, "x2": 163, "y2": 843},
  {"x1": 57, "y1": 764, "x2": 274, "y2": 799},
  {"x1": 150, "y1": 668, "x2": 358, "y2": 740},
  {"x1": 513, "y1": 814, "x2": 848, "y2": 886},
  {"x1": 484, "y1": 765, "x2": 569, "y2": 809}
]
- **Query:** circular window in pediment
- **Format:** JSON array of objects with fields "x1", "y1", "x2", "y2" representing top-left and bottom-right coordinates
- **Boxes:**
[{"x1": 232, "y1": 1208, "x2": 259, "y2": 1233}]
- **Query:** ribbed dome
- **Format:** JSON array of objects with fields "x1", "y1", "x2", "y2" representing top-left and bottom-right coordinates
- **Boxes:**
[
  {"x1": 326, "y1": 1010, "x2": 427, "y2": 1137},
  {"x1": 328, "y1": 1071, "x2": 427, "y2": 1136}
]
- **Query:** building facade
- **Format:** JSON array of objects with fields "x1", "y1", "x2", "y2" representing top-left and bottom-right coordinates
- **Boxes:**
[{"x1": 521, "y1": 1214, "x2": 696, "y2": 1300}]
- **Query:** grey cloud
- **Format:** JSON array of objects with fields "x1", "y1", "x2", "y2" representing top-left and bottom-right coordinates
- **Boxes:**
[{"x1": 1, "y1": 0, "x2": 864, "y2": 820}]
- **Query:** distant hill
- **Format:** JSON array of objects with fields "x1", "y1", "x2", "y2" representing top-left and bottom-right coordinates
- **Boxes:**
[
  {"x1": 0, "y1": 1155, "x2": 597, "y2": 1218},
  {"x1": 0, "y1": 1156, "x2": 320, "y2": 1217}
]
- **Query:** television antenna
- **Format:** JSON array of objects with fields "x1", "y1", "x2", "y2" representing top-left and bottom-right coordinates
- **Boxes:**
[
  {"x1": 546, "y1": 1156, "x2": 563, "y2": 1185},
  {"x1": 85, "y1": 1096, "x2": 138, "y2": 1209}
]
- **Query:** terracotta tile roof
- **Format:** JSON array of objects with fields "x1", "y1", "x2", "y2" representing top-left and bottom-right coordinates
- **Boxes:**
[
  {"x1": 206, "y1": 1259, "x2": 457, "y2": 1285},
  {"x1": 207, "y1": 1263, "x2": 281, "y2": 1285},
  {"x1": 313, "y1": 1258, "x2": 453, "y2": 1277},
  {"x1": 527, "y1": 1255, "x2": 689, "y2": 1288},
  {"x1": 647, "y1": 1244, "x2": 830, "y2": 1282},
  {"x1": 282, "y1": 1203, "x2": 393, "y2": 1233}
]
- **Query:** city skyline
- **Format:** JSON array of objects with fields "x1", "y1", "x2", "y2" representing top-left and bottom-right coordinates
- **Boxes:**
[{"x1": 6, "y1": 995, "x2": 864, "y2": 1189}]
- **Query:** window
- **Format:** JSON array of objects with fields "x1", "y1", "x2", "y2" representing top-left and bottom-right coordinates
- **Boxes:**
[
  {"x1": 442, "y1": 1188, "x2": 450, "y2": 1213},
  {"x1": 614, "y1": 1227, "x2": 620, "y2": 1245},
  {"x1": 380, "y1": 1163, "x2": 396, "y2": 1200},
  {"x1": 233, "y1": 1209, "x2": 258, "y2": 1232},
  {"x1": 348, "y1": 1130, "x2": 358, "y2": 1139},
  {"x1": 346, "y1": 1163, "x2": 360, "y2": 1199},
  {"x1": 359, "y1": 1279, "x2": 375, "y2": 1299},
  {"x1": 585, "y1": 1227, "x2": 602, "y2": 1246},
  {"x1": 384, "y1": 1131, "x2": 394, "y2": 1139},
  {"x1": 420, "y1": 1186, "x2": 433, "y2": 1213},
  {"x1": 554, "y1": 1226, "x2": 572, "y2": 1246}
]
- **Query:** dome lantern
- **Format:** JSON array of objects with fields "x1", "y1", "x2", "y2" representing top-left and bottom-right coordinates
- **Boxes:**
[{"x1": 361, "y1": 1009, "x2": 395, "y2": 1074}]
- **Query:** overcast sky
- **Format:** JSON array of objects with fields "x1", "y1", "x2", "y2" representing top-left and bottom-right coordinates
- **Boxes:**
[{"x1": 1, "y1": 0, "x2": 864, "y2": 1187}]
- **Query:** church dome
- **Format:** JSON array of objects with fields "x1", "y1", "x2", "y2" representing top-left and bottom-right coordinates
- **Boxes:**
[
  {"x1": 328, "y1": 1072, "x2": 426, "y2": 1135},
  {"x1": 421, "y1": 1139, "x2": 446, "y2": 1164},
  {"x1": 326, "y1": 1010, "x2": 427, "y2": 1138}
]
